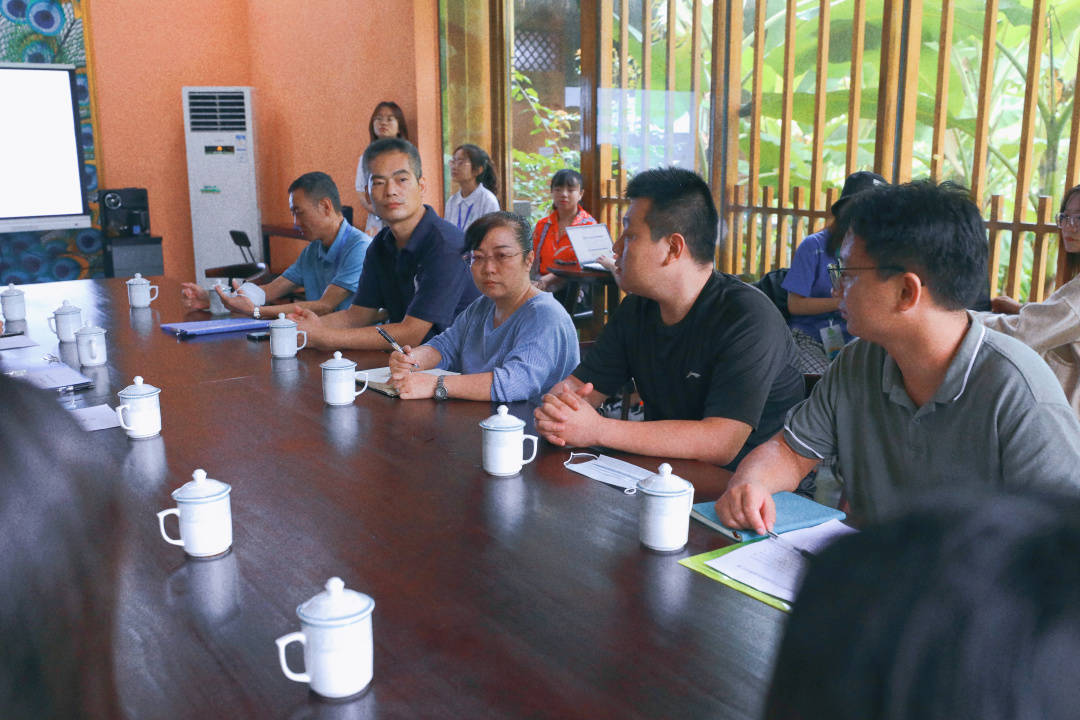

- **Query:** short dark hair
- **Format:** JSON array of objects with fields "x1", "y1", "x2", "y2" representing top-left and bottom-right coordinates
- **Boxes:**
[
  {"x1": 362, "y1": 137, "x2": 423, "y2": 180},
  {"x1": 288, "y1": 172, "x2": 342, "y2": 213},
  {"x1": 0, "y1": 375, "x2": 122, "y2": 716},
  {"x1": 454, "y1": 143, "x2": 498, "y2": 194},
  {"x1": 625, "y1": 167, "x2": 720, "y2": 265},
  {"x1": 464, "y1": 211, "x2": 531, "y2": 255},
  {"x1": 842, "y1": 180, "x2": 987, "y2": 310},
  {"x1": 765, "y1": 490, "x2": 1080, "y2": 720},
  {"x1": 550, "y1": 168, "x2": 584, "y2": 190},
  {"x1": 369, "y1": 101, "x2": 409, "y2": 143}
]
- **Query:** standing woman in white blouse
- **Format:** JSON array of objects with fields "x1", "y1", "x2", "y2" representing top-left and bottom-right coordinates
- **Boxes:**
[
  {"x1": 977, "y1": 183, "x2": 1080, "y2": 414},
  {"x1": 444, "y1": 144, "x2": 500, "y2": 232},
  {"x1": 355, "y1": 101, "x2": 409, "y2": 237}
]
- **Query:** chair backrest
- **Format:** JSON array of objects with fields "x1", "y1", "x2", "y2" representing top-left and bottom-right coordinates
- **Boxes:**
[
  {"x1": 753, "y1": 268, "x2": 790, "y2": 320},
  {"x1": 228, "y1": 230, "x2": 255, "y2": 264}
]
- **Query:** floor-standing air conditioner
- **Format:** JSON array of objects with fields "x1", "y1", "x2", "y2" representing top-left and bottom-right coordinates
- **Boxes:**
[{"x1": 182, "y1": 86, "x2": 261, "y2": 282}]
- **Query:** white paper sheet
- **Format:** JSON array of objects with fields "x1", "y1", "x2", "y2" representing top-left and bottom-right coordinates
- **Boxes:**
[
  {"x1": 0, "y1": 333, "x2": 37, "y2": 350},
  {"x1": 705, "y1": 519, "x2": 858, "y2": 602},
  {"x1": 563, "y1": 452, "x2": 654, "y2": 492},
  {"x1": 69, "y1": 404, "x2": 121, "y2": 431},
  {"x1": 12, "y1": 364, "x2": 92, "y2": 391},
  {"x1": 565, "y1": 224, "x2": 613, "y2": 264},
  {"x1": 358, "y1": 366, "x2": 459, "y2": 382}
]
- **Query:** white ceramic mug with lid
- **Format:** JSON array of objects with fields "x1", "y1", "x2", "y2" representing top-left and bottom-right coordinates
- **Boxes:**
[
  {"x1": 48, "y1": 299, "x2": 82, "y2": 342},
  {"x1": 126, "y1": 273, "x2": 159, "y2": 308},
  {"x1": 1, "y1": 282, "x2": 26, "y2": 321},
  {"x1": 157, "y1": 468, "x2": 233, "y2": 558},
  {"x1": 116, "y1": 375, "x2": 162, "y2": 438},
  {"x1": 74, "y1": 324, "x2": 107, "y2": 366},
  {"x1": 479, "y1": 405, "x2": 538, "y2": 476},
  {"x1": 269, "y1": 313, "x2": 308, "y2": 358},
  {"x1": 207, "y1": 279, "x2": 228, "y2": 315},
  {"x1": 276, "y1": 577, "x2": 375, "y2": 699},
  {"x1": 636, "y1": 463, "x2": 695, "y2": 552},
  {"x1": 321, "y1": 351, "x2": 368, "y2": 405}
]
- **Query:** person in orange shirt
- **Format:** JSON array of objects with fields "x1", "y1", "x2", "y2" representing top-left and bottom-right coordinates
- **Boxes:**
[{"x1": 531, "y1": 169, "x2": 599, "y2": 293}]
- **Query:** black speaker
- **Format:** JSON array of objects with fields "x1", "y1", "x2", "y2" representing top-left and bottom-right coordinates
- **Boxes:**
[{"x1": 100, "y1": 187, "x2": 150, "y2": 238}]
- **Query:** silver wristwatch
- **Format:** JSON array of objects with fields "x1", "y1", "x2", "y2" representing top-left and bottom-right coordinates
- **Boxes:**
[
  {"x1": 253, "y1": 306, "x2": 261, "y2": 319},
  {"x1": 434, "y1": 375, "x2": 448, "y2": 401}
]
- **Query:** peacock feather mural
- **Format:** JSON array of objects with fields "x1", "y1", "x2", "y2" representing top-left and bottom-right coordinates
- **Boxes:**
[{"x1": 0, "y1": 0, "x2": 105, "y2": 283}]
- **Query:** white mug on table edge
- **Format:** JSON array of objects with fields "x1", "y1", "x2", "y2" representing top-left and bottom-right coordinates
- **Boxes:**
[
  {"x1": 157, "y1": 469, "x2": 233, "y2": 558},
  {"x1": 479, "y1": 405, "x2": 538, "y2": 476},
  {"x1": 1, "y1": 282, "x2": 26, "y2": 321},
  {"x1": 75, "y1": 324, "x2": 107, "y2": 366},
  {"x1": 636, "y1": 463, "x2": 695, "y2": 552},
  {"x1": 115, "y1": 375, "x2": 162, "y2": 439},
  {"x1": 48, "y1": 299, "x2": 82, "y2": 342},
  {"x1": 276, "y1": 577, "x2": 375, "y2": 699},
  {"x1": 321, "y1": 351, "x2": 368, "y2": 405},
  {"x1": 126, "y1": 273, "x2": 159, "y2": 308},
  {"x1": 269, "y1": 312, "x2": 308, "y2": 358}
]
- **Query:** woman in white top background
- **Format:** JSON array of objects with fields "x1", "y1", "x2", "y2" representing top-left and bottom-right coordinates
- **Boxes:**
[
  {"x1": 355, "y1": 101, "x2": 409, "y2": 237},
  {"x1": 444, "y1": 144, "x2": 500, "y2": 232}
]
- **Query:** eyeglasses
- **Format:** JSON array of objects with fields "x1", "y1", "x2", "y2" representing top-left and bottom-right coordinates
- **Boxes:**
[
  {"x1": 448, "y1": 157, "x2": 470, "y2": 167},
  {"x1": 462, "y1": 250, "x2": 525, "y2": 268},
  {"x1": 1057, "y1": 213, "x2": 1080, "y2": 230},
  {"x1": 827, "y1": 262, "x2": 905, "y2": 292}
]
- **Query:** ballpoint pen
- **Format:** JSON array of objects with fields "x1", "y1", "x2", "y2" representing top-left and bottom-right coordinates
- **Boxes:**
[
  {"x1": 376, "y1": 326, "x2": 418, "y2": 367},
  {"x1": 767, "y1": 530, "x2": 815, "y2": 560}
]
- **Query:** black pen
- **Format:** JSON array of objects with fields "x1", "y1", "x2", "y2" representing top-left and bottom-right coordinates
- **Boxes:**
[{"x1": 376, "y1": 326, "x2": 418, "y2": 367}]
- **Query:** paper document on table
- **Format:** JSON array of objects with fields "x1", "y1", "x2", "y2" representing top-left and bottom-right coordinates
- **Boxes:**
[
  {"x1": 6, "y1": 363, "x2": 92, "y2": 391},
  {"x1": 563, "y1": 452, "x2": 653, "y2": 492},
  {"x1": 705, "y1": 519, "x2": 857, "y2": 602},
  {"x1": 69, "y1": 404, "x2": 122, "y2": 431},
  {"x1": 0, "y1": 333, "x2": 37, "y2": 351},
  {"x1": 359, "y1": 366, "x2": 460, "y2": 397}
]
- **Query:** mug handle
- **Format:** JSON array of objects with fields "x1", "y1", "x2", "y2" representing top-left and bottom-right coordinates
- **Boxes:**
[
  {"x1": 148, "y1": 285, "x2": 159, "y2": 302},
  {"x1": 115, "y1": 404, "x2": 133, "y2": 430},
  {"x1": 157, "y1": 508, "x2": 185, "y2": 546},
  {"x1": 522, "y1": 434, "x2": 539, "y2": 465},
  {"x1": 275, "y1": 631, "x2": 311, "y2": 683},
  {"x1": 354, "y1": 371, "x2": 369, "y2": 397},
  {"x1": 48, "y1": 316, "x2": 57, "y2": 335},
  {"x1": 296, "y1": 330, "x2": 307, "y2": 352}
]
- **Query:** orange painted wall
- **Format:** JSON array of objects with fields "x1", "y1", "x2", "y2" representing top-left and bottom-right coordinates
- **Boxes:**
[{"x1": 89, "y1": 0, "x2": 443, "y2": 280}]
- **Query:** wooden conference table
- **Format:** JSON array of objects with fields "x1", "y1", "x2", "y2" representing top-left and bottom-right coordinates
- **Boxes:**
[{"x1": 6, "y1": 278, "x2": 786, "y2": 720}]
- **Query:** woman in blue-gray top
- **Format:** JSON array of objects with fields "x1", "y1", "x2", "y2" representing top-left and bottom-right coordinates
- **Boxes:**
[{"x1": 388, "y1": 211, "x2": 579, "y2": 403}]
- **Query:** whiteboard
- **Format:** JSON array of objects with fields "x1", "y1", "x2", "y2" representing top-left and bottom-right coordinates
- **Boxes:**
[{"x1": 0, "y1": 63, "x2": 90, "y2": 233}]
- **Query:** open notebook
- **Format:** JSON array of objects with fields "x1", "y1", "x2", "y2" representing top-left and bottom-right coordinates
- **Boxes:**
[{"x1": 359, "y1": 366, "x2": 460, "y2": 397}]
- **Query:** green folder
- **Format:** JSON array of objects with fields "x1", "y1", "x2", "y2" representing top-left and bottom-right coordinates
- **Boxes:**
[{"x1": 680, "y1": 543, "x2": 792, "y2": 613}]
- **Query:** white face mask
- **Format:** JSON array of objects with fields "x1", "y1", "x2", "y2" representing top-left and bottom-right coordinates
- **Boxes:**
[{"x1": 563, "y1": 452, "x2": 652, "y2": 494}]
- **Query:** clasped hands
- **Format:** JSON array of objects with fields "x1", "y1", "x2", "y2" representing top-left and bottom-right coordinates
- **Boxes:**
[
  {"x1": 387, "y1": 346, "x2": 437, "y2": 399},
  {"x1": 533, "y1": 381, "x2": 605, "y2": 448}
]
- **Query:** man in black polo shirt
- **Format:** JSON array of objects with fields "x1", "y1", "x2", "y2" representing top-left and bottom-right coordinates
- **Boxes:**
[
  {"x1": 295, "y1": 138, "x2": 479, "y2": 350},
  {"x1": 535, "y1": 167, "x2": 804, "y2": 480}
]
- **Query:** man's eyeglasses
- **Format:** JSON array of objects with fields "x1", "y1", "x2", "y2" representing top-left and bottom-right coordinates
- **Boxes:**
[
  {"x1": 462, "y1": 250, "x2": 525, "y2": 268},
  {"x1": 827, "y1": 262, "x2": 905, "y2": 292},
  {"x1": 1057, "y1": 213, "x2": 1080, "y2": 230}
]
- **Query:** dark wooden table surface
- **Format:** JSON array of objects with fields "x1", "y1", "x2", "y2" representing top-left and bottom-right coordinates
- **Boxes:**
[{"x1": 5, "y1": 278, "x2": 786, "y2": 720}]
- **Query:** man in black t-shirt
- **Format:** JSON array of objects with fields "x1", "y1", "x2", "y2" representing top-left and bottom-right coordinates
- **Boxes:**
[{"x1": 534, "y1": 168, "x2": 804, "y2": 478}]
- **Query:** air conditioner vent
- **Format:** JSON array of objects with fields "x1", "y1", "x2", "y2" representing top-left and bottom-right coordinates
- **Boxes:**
[{"x1": 187, "y1": 92, "x2": 248, "y2": 131}]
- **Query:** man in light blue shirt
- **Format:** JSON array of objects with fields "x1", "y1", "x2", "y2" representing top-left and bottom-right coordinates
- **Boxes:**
[{"x1": 181, "y1": 172, "x2": 370, "y2": 318}]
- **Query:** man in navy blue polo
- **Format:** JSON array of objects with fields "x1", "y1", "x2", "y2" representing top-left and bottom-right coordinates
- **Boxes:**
[{"x1": 294, "y1": 139, "x2": 479, "y2": 350}]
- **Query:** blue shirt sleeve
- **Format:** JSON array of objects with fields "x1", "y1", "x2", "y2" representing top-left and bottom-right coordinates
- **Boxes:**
[
  {"x1": 405, "y1": 231, "x2": 472, "y2": 328},
  {"x1": 782, "y1": 230, "x2": 828, "y2": 297},
  {"x1": 490, "y1": 299, "x2": 580, "y2": 402},
  {"x1": 424, "y1": 296, "x2": 477, "y2": 371},
  {"x1": 330, "y1": 234, "x2": 371, "y2": 294}
]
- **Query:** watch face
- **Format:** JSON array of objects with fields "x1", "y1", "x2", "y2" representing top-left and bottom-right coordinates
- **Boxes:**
[{"x1": 435, "y1": 377, "x2": 448, "y2": 400}]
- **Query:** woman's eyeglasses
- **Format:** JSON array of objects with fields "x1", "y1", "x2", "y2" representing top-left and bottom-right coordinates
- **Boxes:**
[{"x1": 462, "y1": 250, "x2": 524, "y2": 268}]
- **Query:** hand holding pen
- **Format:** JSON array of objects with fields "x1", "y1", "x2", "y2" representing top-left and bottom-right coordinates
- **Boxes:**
[{"x1": 377, "y1": 326, "x2": 420, "y2": 370}]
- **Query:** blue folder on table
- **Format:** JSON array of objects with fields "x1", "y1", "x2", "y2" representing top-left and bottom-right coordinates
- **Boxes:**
[
  {"x1": 691, "y1": 491, "x2": 845, "y2": 542},
  {"x1": 160, "y1": 318, "x2": 270, "y2": 339}
]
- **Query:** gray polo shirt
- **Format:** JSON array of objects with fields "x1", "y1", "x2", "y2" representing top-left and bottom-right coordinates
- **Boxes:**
[{"x1": 785, "y1": 314, "x2": 1080, "y2": 524}]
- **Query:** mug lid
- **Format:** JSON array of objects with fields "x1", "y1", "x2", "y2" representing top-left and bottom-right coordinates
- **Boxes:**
[
  {"x1": 53, "y1": 298, "x2": 81, "y2": 315},
  {"x1": 75, "y1": 324, "x2": 106, "y2": 336},
  {"x1": 268, "y1": 312, "x2": 295, "y2": 329},
  {"x1": 479, "y1": 404, "x2": 525, "y2": 431},
  {"x1": 172, "y1": 468, "x2": 231, "y2": 503},
  {"x1": 297, "y1": 577, "x2": 375, "y2": 627},
  {"x1": 1, "y1": 282, "x2": 22, "y2": 297},
  {"x1": 320, "y1": 351, "x2": 356, "y2": 370},
  {"x1": 637, "y1": 463, "x2": 693, "y2": 496},
  {"x1": 118, "y1": 375, "x2": 161, "y2": 398},
  {"x1": 126, "y1": 273, "x2": 150, "y2": 286}
]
